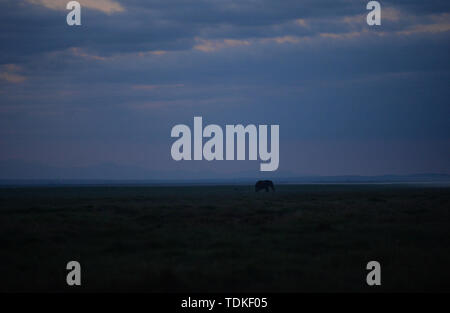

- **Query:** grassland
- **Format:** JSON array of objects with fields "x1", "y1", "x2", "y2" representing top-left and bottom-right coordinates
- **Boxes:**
[{"x1": 0, "y1": 184, "x2": 449, "y2": 292}]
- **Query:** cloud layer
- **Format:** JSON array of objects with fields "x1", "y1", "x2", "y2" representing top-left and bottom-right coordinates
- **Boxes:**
[{"x1": 0, "y1": 0, "x2": 449, "y2": 177}]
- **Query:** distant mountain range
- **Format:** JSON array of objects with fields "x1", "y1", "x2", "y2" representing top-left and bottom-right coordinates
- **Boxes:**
[{"x1": 0, "y1": 159, "x2": 449, "y2": 185}]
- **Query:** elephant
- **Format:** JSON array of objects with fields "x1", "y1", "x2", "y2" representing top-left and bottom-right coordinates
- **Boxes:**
[{"x1": 255, "y1": 180, "x2": 275, "y2": 192}]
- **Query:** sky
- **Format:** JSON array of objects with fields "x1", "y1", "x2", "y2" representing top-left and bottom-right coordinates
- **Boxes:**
[{"x1": 0, "y1": 0, "x2": 449, "y2": 179}]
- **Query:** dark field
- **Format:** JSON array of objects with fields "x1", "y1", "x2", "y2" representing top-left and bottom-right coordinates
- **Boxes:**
[{"x1": 0, "y1": 184, "x2": 449, "y2": 292}]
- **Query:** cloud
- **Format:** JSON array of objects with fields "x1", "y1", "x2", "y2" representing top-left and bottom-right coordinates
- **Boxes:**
[
  {"x1": 138, "y1": 50, "x2": 168, "y2": 56},
  {"x1": 0, "y1": 0, "x2": 449, "y2": 175},
  {"x1": 397, "y1": 13, "x2": 450, "y2": 35},
  {"x1": 194, "y1": 38, "x2": 251, "y2": 52},
  {"x1": 295, "y1": 19, "x2": 308, "y2": 27},
  {"x1": 319, "y1": 31, "x2": 365, "y2": 40},
  {"x1": 27, "y1": 0, "x2": 124, "y2": 14},
  {"x1": 69, "y1": 47, "x2": 110, "y2": 61},
  {"x1": 263, "y1": 35, "x2": 303, "y2": 44},
  {"x1": 132, "y1": 84, "x2": 184, "y2": 90},
  {"x1": 1, "y1": 0, "x2": 448, "y2": 61},
  {"x1": 0, "y1": 64, "x2": 27, "y2": 83}
]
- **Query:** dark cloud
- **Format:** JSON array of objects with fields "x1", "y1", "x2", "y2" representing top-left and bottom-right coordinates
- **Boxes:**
[
  {"x1": 1, "y1": 0, "x2": 449, "y2": 59},
  {"x1": 0, "y1": 0, "x2": 449, "y2": 176}
]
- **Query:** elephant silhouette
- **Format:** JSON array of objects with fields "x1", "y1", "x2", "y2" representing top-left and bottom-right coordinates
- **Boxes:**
[{"x1": 255, "y1": 180, "x2": 275, "y2": 192}]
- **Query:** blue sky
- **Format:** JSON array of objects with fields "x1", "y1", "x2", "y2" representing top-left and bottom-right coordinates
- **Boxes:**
[{"x1": 0, "y1": 0, "x2": 449, "y2": 178}]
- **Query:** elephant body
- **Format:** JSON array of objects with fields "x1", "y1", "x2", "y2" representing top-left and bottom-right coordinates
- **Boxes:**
[{"x1": 255, "y1": 180, "x2": 275, "y2": 192}]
